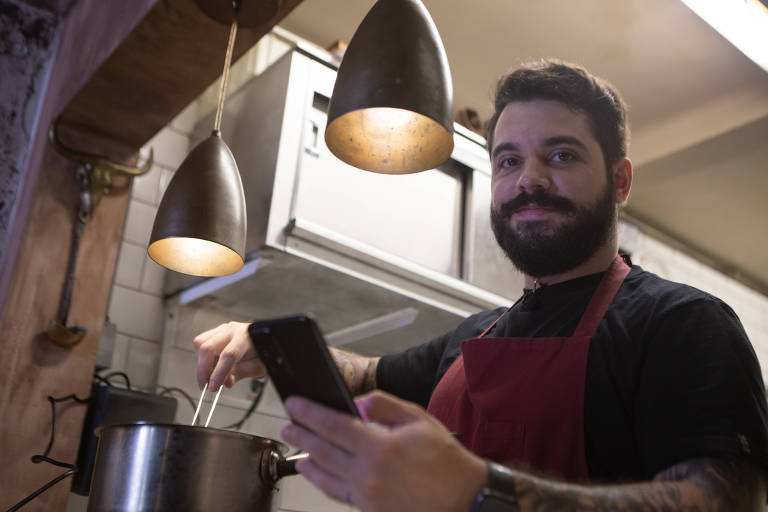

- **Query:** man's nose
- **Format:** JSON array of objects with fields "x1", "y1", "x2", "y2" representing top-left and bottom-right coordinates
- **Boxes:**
[{"x1": 517, "y1": 160, "x2": 551, "y2": 192}]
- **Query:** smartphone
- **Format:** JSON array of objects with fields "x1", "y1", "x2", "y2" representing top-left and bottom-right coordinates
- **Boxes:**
[{"x1": 248, "y1": 315, "x2": 360, "y2": 417}]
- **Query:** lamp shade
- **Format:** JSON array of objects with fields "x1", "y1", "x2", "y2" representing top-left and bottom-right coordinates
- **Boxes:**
[
  {"x1": 325, "y1": 0, "x2": 454, "y2": 174},
  {"x1": 148, "y1": 133, "x2": 246, "y2": 276}
]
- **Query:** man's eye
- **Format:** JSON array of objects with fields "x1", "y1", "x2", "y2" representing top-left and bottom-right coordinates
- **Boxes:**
[
  {"x1": 552, "y1": 151, "x2": 575, "y2": 162},
  {"x1": 499, "y1": 157, "x2": 519, "y2": 168}
]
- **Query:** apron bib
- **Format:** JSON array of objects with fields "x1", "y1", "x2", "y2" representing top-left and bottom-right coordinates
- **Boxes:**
[{"x1": 426, "y1": 255, "x2": 630, "y2": 481}]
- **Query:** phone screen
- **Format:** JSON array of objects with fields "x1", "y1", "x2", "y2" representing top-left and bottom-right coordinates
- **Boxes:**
[{"x1": 248, "y1": 315, "x2": 360, "y2": 417}]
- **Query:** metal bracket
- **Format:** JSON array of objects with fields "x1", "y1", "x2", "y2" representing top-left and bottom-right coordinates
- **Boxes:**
[
  {"x1": 46, "y1": 117, "x2": 154, "y2": 347},
  {"x1": 49, "y1": 117, "x2": 154, "y2": 220}
]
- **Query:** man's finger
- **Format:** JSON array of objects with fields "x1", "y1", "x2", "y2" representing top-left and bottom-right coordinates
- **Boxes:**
[
  {"x1": 355, "y1": 390, "x2": 423, "y2": 427},
  {"x1": 295, "y1": 457, "x2": 357, "y2": 506},
  {"x1": 282, "y1": 423, "x2": 356, "y2": 479},
  {"x1": 209, "y1": 344, "x2": 245, "y2": 391},
  {"x1": 234, "y1": 358, "x2": 266, "y2": 380},
  {"x1": 194, "y1": 326, "x2": 233, "y2": 388},
  {"x1": 284, "y1": 397, "x2": 370, "y2": 453},
  {"x1": 193, "y1": 324, "x2": 221, "y2": 344},
  {"x1": 195, "y1": 345, "x2": 218, "y2": 390}
]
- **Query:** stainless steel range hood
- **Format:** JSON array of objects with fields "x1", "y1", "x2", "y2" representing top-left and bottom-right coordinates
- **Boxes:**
[{"x1": 163, "y1": 45, "x2": 522, "y2": 356}]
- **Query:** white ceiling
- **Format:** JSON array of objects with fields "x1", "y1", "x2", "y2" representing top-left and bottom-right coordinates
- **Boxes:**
[{"x1": 278, "y1": 0, "x2": 768, "y2": 294}]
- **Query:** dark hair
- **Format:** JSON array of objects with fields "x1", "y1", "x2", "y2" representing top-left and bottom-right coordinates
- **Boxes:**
[{"x1": 486, "y1": 59, "x2": 629, "y2": 168}]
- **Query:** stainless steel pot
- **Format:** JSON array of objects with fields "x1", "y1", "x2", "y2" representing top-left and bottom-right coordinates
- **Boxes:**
[{"x1": 87, "y1": 422, "x2": 302, "y2": 512}]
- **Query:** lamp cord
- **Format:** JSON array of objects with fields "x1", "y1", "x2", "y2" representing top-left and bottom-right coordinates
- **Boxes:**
[{"x1": 213, "y1": 18, "x2": 239, "y2": 133}]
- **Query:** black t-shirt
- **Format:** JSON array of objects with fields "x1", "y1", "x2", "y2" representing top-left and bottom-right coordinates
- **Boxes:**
[{"x1": 377, "y1": 265, "x2": 768, "y2": 482}]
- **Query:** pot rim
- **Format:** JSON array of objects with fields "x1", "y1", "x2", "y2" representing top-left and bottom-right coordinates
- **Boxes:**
[{"x1": 95, "y1": 421, "x2": 288, "y2": 454}]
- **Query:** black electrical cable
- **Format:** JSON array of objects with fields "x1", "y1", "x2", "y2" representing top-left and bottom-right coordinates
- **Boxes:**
[
  {"x1": 28, "y1": 455, "x2": 75, "y2": 469},
  {"x1": 6, "y1": 469, "x2": 76, "y2": 512},
  {"x1": 92, "y1": 374, "x2": 114, "y2": 388},
  {"x1": 225, "y1": 396, "x2": 260, "y2": 430},
  {"x1": 157, "y1": 386, "x2": 197, "y2": 411},
  {"x1": 101, "y1": 371, "x2": 132, "y2": 389},
  {"x1": 92, "y1": 371, "x2": 131, "y2": 389},
  {"x1": 6, "y1": 393, "x2": 90, "y2": 512},
  {"x1": 34, "y1": 394, "x2": 90, "y2": 466},
  {"x1": 225, "y1": 379, "x2": 267, "y2": 430},
  {"x1": 160, "y1": 379, "x2": 267, "y2": 430}
]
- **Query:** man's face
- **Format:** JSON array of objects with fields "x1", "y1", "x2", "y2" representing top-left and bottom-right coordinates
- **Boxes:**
[{"x1": 489, "y1": 100, "x2": 618, "y2": 278}]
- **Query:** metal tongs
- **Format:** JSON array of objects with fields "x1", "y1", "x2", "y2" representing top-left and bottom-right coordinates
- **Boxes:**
[{"x1": 191, "y1": 362, "x2": 223, "y2": 427}]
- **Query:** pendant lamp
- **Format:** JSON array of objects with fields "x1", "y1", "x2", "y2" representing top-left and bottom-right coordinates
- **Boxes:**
[
  {"x1": 148, "y1": 0, "x2": 278, "y2": 276},
  {"x1": 325, "y1": 0, "x2": 454, "y2": 174}
]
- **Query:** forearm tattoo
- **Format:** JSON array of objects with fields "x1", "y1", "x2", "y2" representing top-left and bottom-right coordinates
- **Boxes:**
[
  {"x1": 511, "y1": 458, "x2": 765, "y2": 511},
  {"x1": 330, "y1": 348, "x2": 379, "y2": 396}
]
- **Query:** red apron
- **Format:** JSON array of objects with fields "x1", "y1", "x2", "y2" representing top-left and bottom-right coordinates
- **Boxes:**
[{"x1": 426, "y1": 255, "x2": 630, "y2": 481}]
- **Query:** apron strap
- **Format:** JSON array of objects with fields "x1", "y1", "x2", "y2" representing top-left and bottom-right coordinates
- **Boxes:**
[
  {"x1": 479, "y1": 255, "x2": 630, "y2": 340},
  {"x1": 478, "y1": 302, "x2": 516, "y2": 338},
  {"x1": 478, "y1": 284, "x2": 533, "y2": 338},
  {"x1": 572, "y1": 254, "x2": 631, "y2": 337}
]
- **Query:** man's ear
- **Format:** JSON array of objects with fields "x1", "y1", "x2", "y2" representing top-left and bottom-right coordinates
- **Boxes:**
[{"x1": 612, "y1": 158, "x2": 632, "y2": 205}]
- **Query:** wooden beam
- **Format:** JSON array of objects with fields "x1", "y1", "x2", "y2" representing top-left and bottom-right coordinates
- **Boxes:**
[{"x1": 61, "y1": 0, "x2": 304, "y2": 150}]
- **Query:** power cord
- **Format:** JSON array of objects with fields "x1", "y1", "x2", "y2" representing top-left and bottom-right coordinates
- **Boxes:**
[
  {"x1": 225, "y1": 379, "x2": 266, "y2": 430},
  {"x1": 6, "y1": 393, "x2": 90, "y2": 512},
  {"x1": 158, "y1": 379, "x2": 267, "y2": 431},
  {"x1": 7, "y1": 368, "x2": 130, "y2": 511},
  {"x1": 157, "y1": 386, "x2": 196, "y2": 411},
  {"x1": 93, "y1": 369, "x2": 131, "y2": 389}
]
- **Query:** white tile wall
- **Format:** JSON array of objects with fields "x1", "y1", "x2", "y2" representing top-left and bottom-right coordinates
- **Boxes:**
[
  {"x1": 278, "y1": 474, "x2": 354, "y2": 512},
  {"x1": 170, "y1": 100, "x2": 199, "y2": 133},
  {"x1": 170, "y1": 303, "x2": 251, "y2": 352},
  {"x1": 110, "y1": 333, "x2": 130, "y2": 372},
  {"x1": 189, "y1": 401, "x2": 249, "y2": 429},
  {"x1": 108, "y1": 285, "x2": 165, "y2": 341},
  {"x1": 113, "y1": 241, "x2": 145, "y2": 288},
  {"x1": 122, "y1": 199, "x2": 157, "y2": 247},
  {"x1": 160, "y1": 344, "x2": 219, "y2": 399},
  {"x1": 254, "y1": 379, "x2": 291, "y2": 418},
  {"x1": 245, "y1": 410, "x2": 291, "y2": 444},
  {"x1": 140, "y1": 256, "x2": 166, "y2": 296},
  {"x1": 156, "y1": 168, "x2": 174, "y2": 204},
  {"x1": 130, "y1": 163, "x2": 163, "y2": 204},
  {"x1": 126, "y1": 337, "x2": 161, "y2": 390},
  {"x1": 145, "y1": 126, "x2": 192, "y2": 170}
]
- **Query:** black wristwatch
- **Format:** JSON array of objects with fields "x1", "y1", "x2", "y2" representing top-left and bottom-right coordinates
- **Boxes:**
[{"x1": 471, "y1": 461, "x2": 520, "y2": 512}]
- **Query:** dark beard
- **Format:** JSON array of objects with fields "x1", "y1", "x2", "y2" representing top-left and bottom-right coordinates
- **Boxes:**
[{"x1": 490, "y1": 183, "x2": 617, "y2": 277}]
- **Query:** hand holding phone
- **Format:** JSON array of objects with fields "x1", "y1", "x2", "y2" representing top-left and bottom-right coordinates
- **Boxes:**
[{"x1": 248, "y1": 315, "x2": 360, "y2": 417}]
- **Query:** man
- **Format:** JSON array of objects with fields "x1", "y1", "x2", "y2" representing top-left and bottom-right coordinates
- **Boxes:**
[{"x1": 194, "y1": 60, "x2": 768, "y2": 511}]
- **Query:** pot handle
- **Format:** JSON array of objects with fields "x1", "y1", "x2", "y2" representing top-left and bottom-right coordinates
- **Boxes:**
[
  {"x1": 277, "y1": 452, "x2": 310, "y2": 478},
  {"x1": 264, "y1": 451, "x2": 310, "y2": 483}
]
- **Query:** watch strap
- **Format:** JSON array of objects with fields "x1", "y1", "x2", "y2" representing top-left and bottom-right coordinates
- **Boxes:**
[{"x1": 471, "y1": 461, "x2": 520, "y2": 511}]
